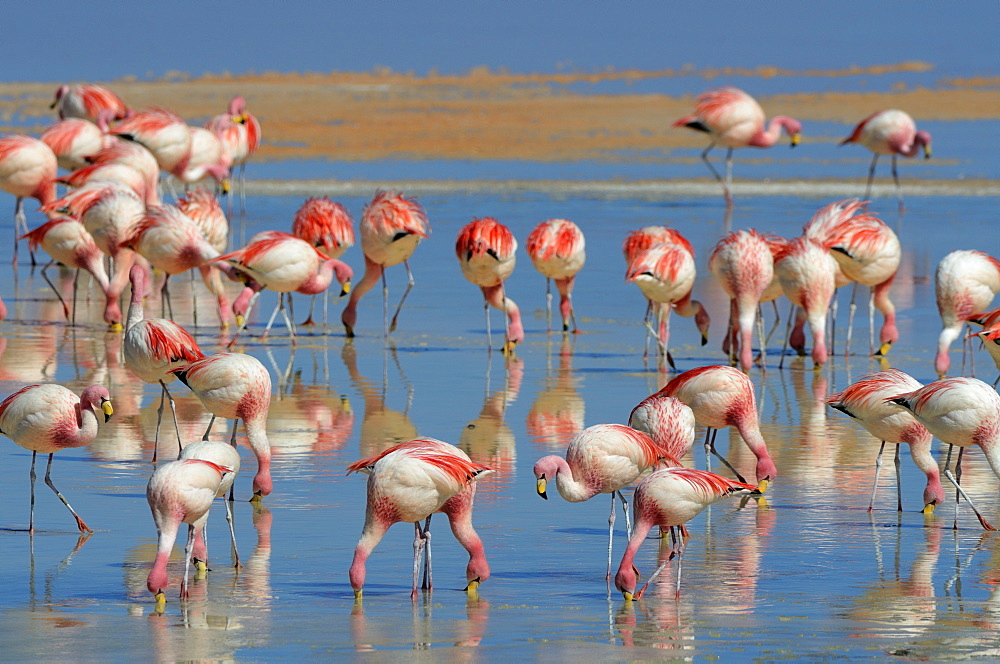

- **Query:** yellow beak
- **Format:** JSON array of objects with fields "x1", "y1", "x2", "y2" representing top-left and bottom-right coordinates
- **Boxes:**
[
  {"x1": 101, "y1": 399, "x2": 114, "y2": 422},
  {"x1": 757, "y1": 479, "x2": 769, "y2": 493},
  {"x1": 536, "y1": 477, "x2": 548, "y2": 499},
  {"x1": 623, "y1": 591, "x2": 634, "y2": 602},
  {"x1": 790, "y1": 133, "x2": 801, "y2": 147},
  {"x1": 923, "y1": 503, "x2": 935, "y2": 514}
]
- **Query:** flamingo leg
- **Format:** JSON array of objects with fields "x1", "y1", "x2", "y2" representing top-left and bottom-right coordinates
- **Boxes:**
[
  {"x1": 43, "y1": 453, "x2": 91, "y2": 533},
  {"x1": 28, "y1": 451, "x2": 37, "y2": 534},
  {"x1": 705, "y1": 428, "x2": 748, "y2": 484},
  {"x1": 71, "y1": 268, "x2": 80, "y2": 327},
  {"x1": 421, "y1": 515, "x2": 433, "y2": 591},
  {"x1": 281, "y1": 294, "x2": 297, "y2": 340},
  {"x1": 412, "y1": 520, "x2": 429, "y2": 598},
  {"x1": 765, "y1": 299, "x2": 781, "y2": 345},
  {"x1": 202, "y1": 414, "x2": 216, "y2": 441},
  {"x1": 482, "y1": 296, "x2": 492, "y2": 352},
  {"x1": 389, "y1": 259, "x2": 415, "y2": 333},
  {"x1": 39, "y1": 260, "x2": 71, "y2": 320},
  {"x1": 864, "y1": 153, "x2": 879, "y2": 201},
  {"x1": 699, "y1": 143, "x2": 722, "y2": 183},
  {"x1": 942, "y1": 445, "x2": 996, "y2": 531},
  {"x1": 891, "y1": 154, "x2": 904, "y2": 214},
  {"x1": 723, "y1": 147, "x2": 734, "y2": 206},
  {"x1": 845, "y1": 282, "x2": 858, "y2": 357},
  {"x1": 756, "y1": 303, "x2": 768, "y2": 370},
  {"x1": 544, "y1": 277, "x2": 553, "y2": 332},
  {"x1": 893, "y1": 444, "x2": 903, "y2": 512},
  {"x1": 160, "y1": 380, "x2": 183, "y2": 461},
  {"x1": 262, "y1": 293, "x2": 284, "y2": 339},
  {"x1": 606, "y1": 492, "x2": 617, "y2": 582},
  {"x1": 779, "y1": 304, "x2": 795, "y2": 370},
  {"x1": 868, "y1": 288, "x2": 877, "y2": 355},
  {"x1": 181, "y1": 523, "x2": 195, "y2": 599},
  {"x1": 868, "y1": 440, "x2": 885, "y2": 512},
  {"x1": 224, "y1": 495, "x2": 242, "y2": 568}
]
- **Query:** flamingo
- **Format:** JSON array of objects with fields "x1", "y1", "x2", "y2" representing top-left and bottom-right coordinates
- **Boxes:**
[
  {"x1": 291, "y1": 196, "x2": 355, "y2": 325},
  {"x1": 525, "y1": 218, "x2": 586, "y2": 333},
  {"x1": 123, "y1": 265, "x2": 205, "y2": 462},
  {"x1": 0, "y1": 384, "x2": 113, "y2": 533},
  {"x1": 177, "y1": 188, "x2": 228, "y2": 254},
  {"x1": 40, "y1": 117, "x2": 112, "y2": 171},
  {"x1": 455, "y1": 217, "x2": 523, "y2": 354},
  {"x1": 626, "y1": 240, "x2": 710, "y2": 368},
  {"x1": 840, "y1": 109, "x2": 932, "y2": 212},
  {"x1": 145, "y1": 458, "x2": 231, "y2": 602},
  {"x1": 0, "y1": 135, "x2": 58, "y2": 265},
  {"x1": 219, "y1": 231, "x2": 352, "y2": 341},
  {"x1": 20, "y1": 215, "x2": 113, "y2": 325},
  {"x1": 51, "y1": 84, "x2": 128, "y2": 122},
  {"x1": 709, "y1": 229, "x2": 781, "y2": 371},
  {"x1": 110, "y1": 107, "x2": 192, "y2": 176},
  {"x1": 888, "y1": 376, "x2": 1000, "y2": 530},
  {"x1": 614, "y1": 467, "x2": 758, "y2": 600},
  {"x1": 180, "y1": 439, "x2": 243, "y2": 567},
  {"x1": 347, "y1": 438, "x2": 493, "y2": 599},
  {"x1": 974, "y1": 327, "x2": 1000, "y2": 386},
  {"x1": 205, "y1": 95, "x2": 261, "y2": 212},
  {"x1": 532, "y1": 423, "x2": 675, "y2": 580},
  {"x1": 119, "y1": 203, "x2": 234, "y2": 326},
  {"x1": 170, "y1": 352, "x2": 273, "y2": 501},
  {"x1": 80, "y1": 139, "x2": 161, "y2": 206},
  {"x1": 172, "y1": 127, "x2": 231, "y2": 190},
  {"x1": 825, "y1": 369, "x2": 944, "y2": 513},
  {"x1": 341, "y1": 190, "x2": 430, "y2": 338},
  {"x1": 673, "y1": 87, "x2": 801, "y2": 206},
  {"x1": 934, "y1": 250, "x2": 1000, "y2": 376},
  {"x1": 774, "y1": 236, "x2": 838, "y2": 368},
  {"x1": 652, "y1": 365, "x2": 777, "y2": 488},
  {"x1": 803, "y1": 199, "x2": 901, "y2": 356},
  {"x1": 627, "y1": 393, "x2": 697, "y2": 463}
]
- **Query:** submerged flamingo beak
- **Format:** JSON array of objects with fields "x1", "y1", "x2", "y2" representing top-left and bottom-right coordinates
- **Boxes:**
[
  {"x1": 622, "y1": 590, "x2": 634, "y2": 602},
  {"x1": 923, "y1": 503, "x2": 936, "y2": 514},
  {"x1": 757, "y1": 479, "x2": 769, "y2": 493},
  {"x1": 250, "y1": 490, "x2": 262, "y2": 504},
  {"x1": 154, "y1": 591, "x2": 166, "y2": 604},
  {"x1": 354, "y1": 588, "x2": 363, "y2": 601},
  {"x1": 465, "y1": 579, "x2": 480, "y2": 594}
]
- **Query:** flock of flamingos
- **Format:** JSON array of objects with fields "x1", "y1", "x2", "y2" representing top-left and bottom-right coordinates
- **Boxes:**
[{"x1": 1, "y1": 82, "x2": 999, "y2": 606}]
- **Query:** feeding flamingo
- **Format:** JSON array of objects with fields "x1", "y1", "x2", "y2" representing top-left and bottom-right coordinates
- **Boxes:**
[
  {"x1": 80, "y1": 139, "x2": 161, "y2": 206},
  {"x1": 455, "y1": 217, "x2": 523, "y2": 354},
  {"x1": 533, "y1": 423, "x2": 676, "y2": 580},
  {"x1": 652, "y1": 365, "x2": 777, "y2": 488},
  {"x1": 934, "y1": 250, "x2": 1000, "y2": 376},
  {"x1": 341, "y1": 190, "x2": 430, "y2": 338},
  {"x1": 51, "y1": 84, "x2": 128, "y2": 123},
  {"x1": 0, "y1": 384, "x2": 113, "y2": 533},
  {"x1": 774, "y1": 236, "x2": 838, "y2": 368},
  {"x1": 123, "y1": 265, "x2": 205, "y2": 462},
  {"x1": 526, "y1": 218, "x2": 586, "y2": 332},
  {"x1": 170, "y1": 352, "x2": 273, "y2": 501},
  {"x1": 673, "y1": 87, "x2": 801, "y2": 206},
  {"x1": 206, "y1": 95, "x2": 261, "y2": 212},
  {"x1": 145, "y1": 457, "x2": 232, "y2": 602},
  {"x1": 291, "y1": 196, "x2": 355, "y2": 325},
  {"x1": 180, "y1": 439, "x2": 243, "y2": 567},
  {"x1": 840, "y1": 109, "x2": 931, "y2": 212},
  {"x1": 888, "y1": 376, "x2": 1000, "y2": 530},
  {"x1": 826, "y1": 369, "x2": 944, "y2": 513},
  {"x1": 348, "y1": 438, "x2": 493, "y2": 599},
  {"x1": 614, "y1": 467, "x2": 758, "y2": 600},
  {"x1": 0, "y1": 135, "x2": 58, "y2": 265}
]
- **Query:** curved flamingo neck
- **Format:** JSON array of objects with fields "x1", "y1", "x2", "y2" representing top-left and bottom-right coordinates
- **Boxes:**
[
  {"x1": 125, "y1": 272, "x2": 146, "y2": 334},
  {"x1": 350, "y1": 518, "x2": 390, "y2": 592},
  {"x1": 146, "y1": 518, "x2": 180, "y2": 593},
  {"x1": 297, "y1": 261, "x2": 336, "y2": 296},
  {"x1": 538, "y1": 455, "x2": 600, "y2": 502},
  {"x1": 614, "y1": 516, "x2": 655, "y2": 594},
  {"x1": 748, "y1": 117, "x2": 797, "y2": 148},
  {"x1": 243, "y1": 418, "x2": 272, "y2": 496}
]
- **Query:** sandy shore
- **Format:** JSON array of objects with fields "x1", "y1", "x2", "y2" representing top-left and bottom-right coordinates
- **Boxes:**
[{"x1": 2, "y1": 65, "x2": 998, "y2": 165}]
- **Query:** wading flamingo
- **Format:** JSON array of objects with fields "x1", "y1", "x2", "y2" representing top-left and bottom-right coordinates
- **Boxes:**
[
  {"x1": 840, "y1": 109, "x2": 931, "y2": 212},
  {"x1": 774, "y1": 236, "x2": 838, "y2": 368},
  {"x1": 533, "y1": 423, "x2": 675, "y2": 580},
  {"x1": 0, "y1": 135, "x2": 58, "y2": 265},
  {"x1": 51, "y1": 84, "x2": 128, "y2": 122},
  {"x1": 40, "y1": 117, "x2": 112, "y2": 171},
  {"x1": 455, "y1": 217, "x2": 523, "y2": 354},
  {"x1": 826, "y1": 369, "x2": 943, "y2": 513},
  {"x1": 146, "y1": 458, "x2": 231, "y2": 602},
  {"x1": 526, "y1": 218, "x2": 586, "y2": 332},
  {"x1": 348, "y1": 438, "x2": 493, "y2": 599},
  {"x1": 614, "y1": 467, "x2": 757, "y2": 600},
  {"x1": 652, "y1": 365, "x2": 777, "y2": 488},
  {"x1": 206, "y1": 95, "x2": 261, "y2": 213},
  {"x1": 0, "y1": 384, "x2": 113, "y2": 533},
  {"x1": 934, "y1": 250, "x2": 1000, "y2": 376},
  {"x1": 888, "y1": 376, "x2": 1000, "y2": 531},
  {"x1": 341, "y1": 190, "x2": 430, "y2": 338},
  {"x1": 673, "y1": 87, "x2": 801, "y2": 206},
  {"x1": 180, "y1": 439, "x2": 242, "y2": 567},
  {"x1": 123, "y1": 266, "x2": 204, "y2": 462},
  {"x1": 110, "y1": 107, "x2": 192, "y2": 176},
  {"x1": 171, "y1": 352, "x2": 273, "y2": 501},
  {"x1": 291, "y1": 196, "x2": 355, "y2": 325}
]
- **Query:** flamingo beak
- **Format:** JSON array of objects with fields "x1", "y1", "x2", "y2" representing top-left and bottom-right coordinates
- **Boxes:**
[
  {"x1": 923, "y1": 145, "x2": 932, "y2": 159},
  {"x1": 757, "y1": 479, "x2": 769, "y2": 493},
  {"x1": 340, "y1": 396, "x2": 352, "y2": 413},
  {"x1": 101, "y1": 399, "x2": 114, "y2": 422},
  {"x1": 250, "y1": 491, "x2": 262, "y2": 504},
  {"x1": 109, "y1": 322, "x2": 124, "y2": 333},
  {"x1": 790, "y1": 133, "x2": 801, "y2": 147},
  {"x1": 354, "y1": 588, "x2": 363, "y2": 601},
  {"x1": 875, "y1": 340, "x2": 892, "y2": 356},
  {"x1": 465, "y1": 579, "x2": 480, "y2": 594},
  {"x1": 235, "y1": 314, "x2": 246, "y2": 328},
  {"x1": 340, "y1": 281, "x2": 351, "y2": 297},
  {"x1": 622, "y1": 590, "x2": 634, "y2": 602},
  {"x1": 502, "y1": 339, "x2": 517, "y2": 357},
  {"x1": 923, "y1": 503, "x2": 936, "y2": 514},
  {"x1": 221, "y1": 179, "x2": 231, "y2": 195},
  {"x1": 154, "y1": 591, "x2": 166, "y2": 604},
  {"x1": 536, "y1": 476, "x2": 548, "y2": 499}
]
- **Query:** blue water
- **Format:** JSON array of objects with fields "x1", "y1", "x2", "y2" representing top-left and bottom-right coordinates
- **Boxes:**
[{"x1": 0, "y1": 187, "x2": 999, "y2": 659}]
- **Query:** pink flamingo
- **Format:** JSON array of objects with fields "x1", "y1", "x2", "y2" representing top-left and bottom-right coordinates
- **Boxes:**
[
  {"x1": 173, "y1": 127, "x2": 231, "y2": 190},
  {"x1": 626, "y1": 240, "x2": 710, "y2": 368},
  {"x1": 110, "y1": 108, "x2": 192, "y2": 176},
  {"x1": 826, "y1": 369, "x2": 944, "y2": 513},
  {"x1": 889, "y1": 376, "x2": 1000, "y2": 530},
  {"x1": 673, "y1": 87, "x2": 801, "y2": 205},
  {"x1": 533, "y1": 423, "x2": 676, "y2": 579},
  {"x1": 654, "y1": 365, "x2": 777, "y2": 488},
  {"x1": 456, "y1": 217, "x2": 523, "y2": 354},
  {"x1": 974, "y1": 326, "x2": 1000, "y2": 386},
  {"x1": 341, "y1": 190, "x2": 430, "y2": 338},
  {"x1": 40, "y1": 117, "x2": 112, "y2": 171},
  {"x1": 0, "y1": 135, "x2": 58, "y2": 265},
  {"x1": 934, "y1": 250, "x2": 1000, "y2": 376},
  {"x1": 774, "y1": 236, "x2": 838, "y2": 368},
  {"x1": 51, "y1": 84, "x2": 128, "y2": 122},
  {"x1": 119, "y1": 203, "x2": 233, "y2": 326},
  {"x1": 171, "y1": 352, "x2": 273, "y2": 501},
  {"x1": 709, "y1": 229, "x2": 781, "y2": 371},
  {"x1": 80, "y1": 139, "x2": 161, "y2": 206},
  {"x1": 804, "y1": 199, "x2": 901, "y2": 356},
  {"x1": 347, "y1": 438, "x2": 494, "y2": 599},
  {"x1": 180, "y1": 439, "x2": 243, "y2": 567},
  {"x1": 205, "y1": 95, "x2": 261, "y2": 211},
  {"x1": 145, "y1": 458, "x2": 232, "y2": 602},
  {"x1": 614, "y1": 467, "x2": 757, "y2": 600},
  {"x1": 219, "y1": 231, "x2": 352, "y2": 340},
  {"x1": 291, "y1": 196, "x2": 355, "y2": 325},
  {"x1": 0, "y1": 383, "x2": 113, "y2": 533},
  {"x1": 841, "y1": 109, "x2": 932, "y2": 212},
  {"x1": 21, "y1": 215, "x2": 113, "y2": 325},
  {"x1": 526, "y1": 218, "x2": 586, "y2": 332},
  {"x1": 177, "y1": 188, "x2": 228, "y2": 253},
  {"x1": 123, "y1": 266, "x2": 205, "y2": 462},
  {"x1": 627, "y1": 393, "x2": 697, "y2": 463}
]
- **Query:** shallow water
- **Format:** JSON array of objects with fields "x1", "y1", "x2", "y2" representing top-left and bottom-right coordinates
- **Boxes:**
[{"x1": 1, "y1": 188, "x2": 1000, "y2": 661}]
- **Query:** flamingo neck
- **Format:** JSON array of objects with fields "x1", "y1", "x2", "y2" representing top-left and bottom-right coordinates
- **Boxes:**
[
  {"x1": 296, "y1": 260, "x2": 336, "y2": 296},
  {"x1": 243, "y1": 418, "x2": 273, "y2": 496},
  {"x1": 146, "y1": 521, "x2": 180, "y2": 593},
  {"x1": 747, "y1": 117, "x2": 796, "y2": 148},
  {"x1": 442, "y1": 490, "x2": 490, "y2": 583},
  {"x1": 614, "y1": 517, "x2": 655, "y2": 595},
  {"x1": 539, "y1": 455, "x2": 601, "y2": 502},
  {"x1": 124, "y1": 282, "x2": 145, "y2": 335},
  {"x1": 350, "y1": 519, "x2": 389, "y2": 592}
]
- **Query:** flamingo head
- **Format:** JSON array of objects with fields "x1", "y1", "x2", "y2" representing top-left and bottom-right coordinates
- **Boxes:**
[
  {"x1": 51, "y1": 85, "x2": 68, "y2": 112},
  {"x1": 532, "y1": 456, "x2": 563, "y2": 500},
  {"x1": 695, "y1": 303, "x2": 711, "y2": 346},
  {"x1": 615, "y1": 564, "x2": 641, "y2": 601},
  {"x1": 916, "y1": 130, "x2": 932, "y2": 158},
  {"x1": 783, "y1": 118, "x2": 803, "y2": 147}
]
